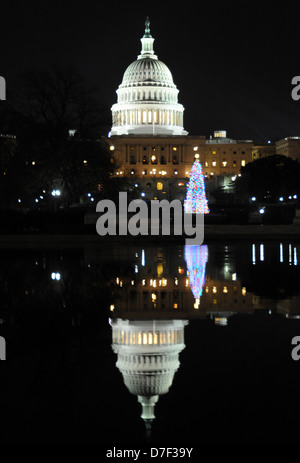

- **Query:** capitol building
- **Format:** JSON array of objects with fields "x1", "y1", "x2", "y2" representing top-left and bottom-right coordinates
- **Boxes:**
[{"x1": 107, "y1": 18, "x2": 253, "y2": 201}]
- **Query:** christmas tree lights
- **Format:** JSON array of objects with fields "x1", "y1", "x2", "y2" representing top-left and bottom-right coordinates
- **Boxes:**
[
  {"x1": 184, "y1": 157, "x2": 209, "y2": 214},
  {"x1": 184, "y1": 245, "x2": 208, "y2": 306}
]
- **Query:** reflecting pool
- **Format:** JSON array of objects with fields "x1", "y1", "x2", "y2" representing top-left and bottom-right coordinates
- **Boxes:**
[{"x1": 0, "y1": 240, "x2": 300, "y2": 443}]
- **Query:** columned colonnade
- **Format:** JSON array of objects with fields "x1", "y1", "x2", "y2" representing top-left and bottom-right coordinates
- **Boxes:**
[{"x1": 114, "y1": 108, "x2": 184, "y2": 127}]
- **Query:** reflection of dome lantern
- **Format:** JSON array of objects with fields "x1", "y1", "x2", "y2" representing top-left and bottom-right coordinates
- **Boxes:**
[
  {"x1": 110, "y1": 18, "x2": 188, "y2": 136},
  {"x1": 111, "y1": 318, "x2": 188, "y2": 437}
]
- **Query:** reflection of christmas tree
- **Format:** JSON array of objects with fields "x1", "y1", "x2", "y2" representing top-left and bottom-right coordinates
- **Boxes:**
[
  {"x1": 184, "y1": 245, "x2": 208, "y2": 307},
  {"x1": 184, "y1": 158, "x2": 209, "y2": 214}
]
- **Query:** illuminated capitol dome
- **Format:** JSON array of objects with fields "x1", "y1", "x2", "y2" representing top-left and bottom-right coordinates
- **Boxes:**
[
  {"x1": 111, "y1": 318, "x2": 187, "y2": 434},
  {"x1": 110, "y1": 17, "x2": 188, "y2": 136}
]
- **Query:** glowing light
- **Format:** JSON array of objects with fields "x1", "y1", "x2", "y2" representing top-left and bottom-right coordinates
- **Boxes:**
[
  {"x1": 259, "y1": 208, "x2": 265, "y2": 214},
  {"x1": 184, "y1": 245, "x2": 208, "y2": 301},
  {"x1": 184, "y1": 159, "x2": 209, "y2": 214},
  {"x1": 260, "y1": 244, "x2": 264, "y2": 262},
  {"x1": 51, "y1": 189, "x2": 61, "y2": 197},
  {"x1": 280, "y1": 243, "x2": 283, "y2": 263},
  {"x1": 51, "y1": 272, "x2": 61, "y2": 281},
  {"x1": 279, "y1": 197, "x2": 284, "y2": 202},
  {"x1": 252, "y1": 244, "x2": 256, "y2": 265},
  {"x1": 251, "y1": 197, "x2": 256, "y2": 202},
  {"x1": 215, "y1": 317, "x2": 227, "y2": 326},
  {"x1": 141, "y1": 249, "x2": 145, "y2": 266}
]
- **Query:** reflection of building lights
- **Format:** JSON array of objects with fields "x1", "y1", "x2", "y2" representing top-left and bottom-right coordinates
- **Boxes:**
[
  {"x1": 110, "y1": 305, "x2": 115, "y2": 312},
  {"x1": 260, "y1": 244, "x2": 264, "y2": 262},
  {"x1": 232, "y1": 273, "x2": 237, "y2": 281},
  {"x1": 215, "y1": 317, "x2": 228, "y2": 326},
  {"x1": 242, "y1": 287, "x2": 246, "y2": 296},
  {"x1": 223, "y1": 286, "x2": 228, "y2": 293},
  {"x1": 213, "y1": 286, "x2": 217, "y2": 293},
  {"x1": 141, "y1": 249, "x2": 145, "y2": 266},
  {"x1": 252, "y1": 244, "x2": 256, "y2": 265},
  {"x1": 280, "y1": 243, "x2": 283, "y2": 263},
  {"x1": 51, "y1": 272, "x2": 61, "y2": 281},
  {"x1": 294, "y1": 247, "x2": 298, "y2": 266}
]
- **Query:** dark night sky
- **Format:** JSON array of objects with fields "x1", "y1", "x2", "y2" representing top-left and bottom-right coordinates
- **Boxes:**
[{"x1": 2, "y1": 0, "x2": 300, "y2": 143}]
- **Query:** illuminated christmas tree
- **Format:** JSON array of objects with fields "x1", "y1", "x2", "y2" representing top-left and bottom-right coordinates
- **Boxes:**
[
  {"x1": 184, "y1": 245, "x2": 208, "y2": 308},
  {"x1": 184, "y1": 156, "x2": 209, "y2": 214}
]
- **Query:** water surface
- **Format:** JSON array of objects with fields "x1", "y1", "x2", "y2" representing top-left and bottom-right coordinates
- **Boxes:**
[{"x1": 0, "y1": 240, "x2": 299, "y2": 443}]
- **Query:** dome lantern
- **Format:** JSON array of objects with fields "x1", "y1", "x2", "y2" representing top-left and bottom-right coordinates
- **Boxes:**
[{"x1": 138, "y1": 17, "x2": 157, "y2": 60}]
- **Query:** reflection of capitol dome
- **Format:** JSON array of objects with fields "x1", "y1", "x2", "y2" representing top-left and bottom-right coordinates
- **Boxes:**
[
  {"x1": 110, "y1": 17, "x2": 188, "y2": 136},
  {"x1": 111, "y1": 318, "x2": 187, "y2": 435}
]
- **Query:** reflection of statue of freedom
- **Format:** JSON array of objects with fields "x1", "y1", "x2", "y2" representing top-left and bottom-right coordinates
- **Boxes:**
[
  {"x1": 0, "y1": 336, "x2": 6, "y2": 360},
  {"x1": 0, "y1": 76, "x2": 6, "y2": 100}
]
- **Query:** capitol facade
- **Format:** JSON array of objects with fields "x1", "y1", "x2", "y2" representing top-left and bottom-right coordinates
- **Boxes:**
[{"x1": 107, "y1": 18, "x2": 253, "y2": 201}]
